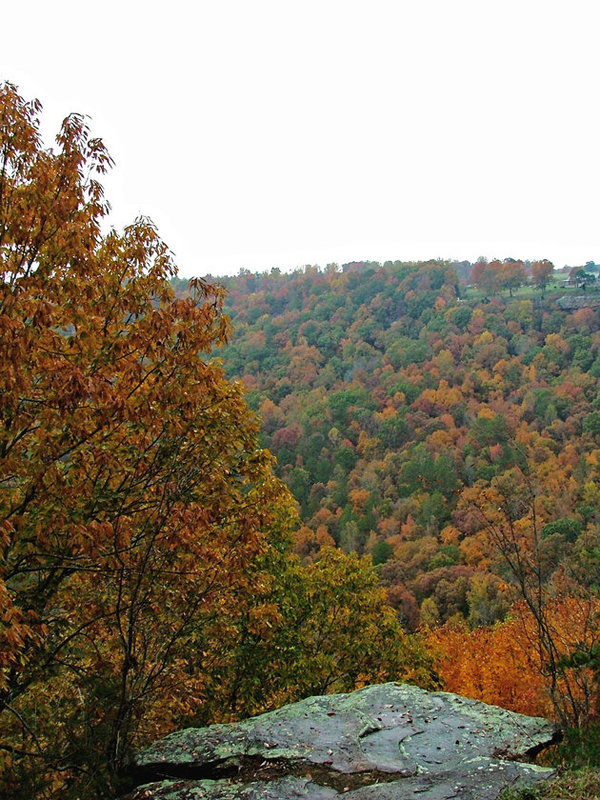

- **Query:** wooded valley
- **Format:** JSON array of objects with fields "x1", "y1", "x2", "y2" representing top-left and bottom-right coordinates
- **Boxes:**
[
  {"x1": 175, "y1": 256, "x2": 600, "y2": 730},
  {"x1": 3, "y1": 81, "x2": 600, "y2": 799}
]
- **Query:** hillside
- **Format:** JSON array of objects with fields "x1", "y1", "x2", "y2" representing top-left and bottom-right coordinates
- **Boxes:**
[{"x1": 173, "y1": 261, "x2": 600, "y2": 723}]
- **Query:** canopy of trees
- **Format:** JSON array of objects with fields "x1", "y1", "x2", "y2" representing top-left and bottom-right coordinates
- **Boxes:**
[{"x1": 185, "y1": 254, "x2": 600, "y2": 726}]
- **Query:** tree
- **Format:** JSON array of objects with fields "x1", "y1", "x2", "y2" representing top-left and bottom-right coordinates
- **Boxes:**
[
  {"x1": 428, "y1": 615, "x2": 551, "y2": 718},
  {"x1": 0, "y1": 83, "x2": 297, "y2": 797},
  {"x1": 499, "y1": 259, "x2": 526, "y2": 297},
  {"x1": 471, "y1": 259, "x2": 501, "y2": 296},
  {"x1": 0, "y1": 83, "x2": 443, "y2": 800},
  {"x1": 531, "y1": 259, "x2": 554, "y2": 295},
  {"x1": 270, "y1": 548, "x2": 438, "y2": 701},
  {"x1": 461, "y1": 468, "x2": 600, "y2": 726},
  {"x1": 570, "y1": 267, "x2": 596, "y2": 289}
]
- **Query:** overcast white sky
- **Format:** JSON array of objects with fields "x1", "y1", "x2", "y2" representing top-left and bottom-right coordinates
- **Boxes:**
[{"x1": 2, "y1": 1, "x2": 599, "y2": 277}]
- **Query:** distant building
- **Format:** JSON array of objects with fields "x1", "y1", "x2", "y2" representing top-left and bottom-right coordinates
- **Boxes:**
[{"x1": 565, "y1": 267, "x2": 598, "y2": 288}]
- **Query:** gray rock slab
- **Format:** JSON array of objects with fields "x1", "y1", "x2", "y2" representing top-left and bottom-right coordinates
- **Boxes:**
[
  {"x1": 125, "y1": 683, "x2": 559, "y2": 800},
  {"x1": 126, "y1": 777, "x2": 337, "y2": 799}
]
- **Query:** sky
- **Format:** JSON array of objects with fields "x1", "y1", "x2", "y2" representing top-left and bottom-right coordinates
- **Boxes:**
[{"x1": 2, "y1": 0, "x2": 599, "y2": 277}]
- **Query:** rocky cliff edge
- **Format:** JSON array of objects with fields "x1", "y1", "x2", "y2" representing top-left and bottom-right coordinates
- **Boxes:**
[{"x1": 124, "y1": 682, "x2": 560, "y2": 800}]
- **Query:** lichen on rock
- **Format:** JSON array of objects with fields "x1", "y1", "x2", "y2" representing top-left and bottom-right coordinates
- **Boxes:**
[{"x1": 124, "y1": 683, "x2": 560, "y2": 800}]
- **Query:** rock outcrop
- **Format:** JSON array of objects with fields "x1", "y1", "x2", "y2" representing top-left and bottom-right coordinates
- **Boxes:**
[
  {"x1": 556, "y1": 294, "x2": 600, "y2": 310},
  {"x1": 125, "y1": 683, "x2": 559, "y2": 800}
]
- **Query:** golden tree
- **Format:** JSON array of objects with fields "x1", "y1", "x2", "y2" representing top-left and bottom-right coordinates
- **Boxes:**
[{"x1": 0, "y1": 83, "x2": 296, "y2": 797}]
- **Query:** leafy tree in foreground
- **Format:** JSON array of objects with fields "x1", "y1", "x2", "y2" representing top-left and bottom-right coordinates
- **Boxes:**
[
  {"x1": 0, "y1": 84, "x2": 299, "y2": 797},
  {"x1": 194, "y1": 547, "x2": 438, "y2": 725}
]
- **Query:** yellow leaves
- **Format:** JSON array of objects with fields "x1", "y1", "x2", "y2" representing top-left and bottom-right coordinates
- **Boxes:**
[
  {"x1": 247, "y1": 604, "x2": 282, "y2": 638},
  {"x1": 416, "y1": 381, "x2": 464, "y2": 415},
  {"x1": 459, "y1": 532, "x2": 492, "y2": 570},
  {"x1": 582, "y1": 481, "x2": 600, "y2": 506},
  {"x1": 476, "y1": 405, "x2": 496, "y2": 420},
  {"x1": 348, "y1": 487, "x2": 370, "y2": 513},
  {"x1": 440, "y1": 525, "x2": 460, "y2": 546},
  {"x1": 356, "y1": 430, "x2": 378, "y2": 458},
  {"x1": 584, "y1": 449, "x2": 600, "y2": 469},
  {"x1": 426, "y1": 429, "x2": 454, "y2": 453},
  {"x1": 545, "y1": 332, "x2": 569, "y2": 353}
]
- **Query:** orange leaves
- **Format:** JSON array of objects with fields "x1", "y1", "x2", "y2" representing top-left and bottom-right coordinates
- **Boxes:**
[
  {"x1": 0, "y1": 83, "x2": 302, "y2": 796},
  {"x1": 349, "y1": 487, "x2": 370, "y2": 513},
  {"x1": 531, "y1": 259, "x2": 554, "y2": 292},
  {"x1": 414, "y1": 381, "x2": 464, "y2": 416},
  {"x1": 430, "y1": 596, "x2": 600, "y2": 723},
  {"x1": 0, "y1": 585, "x2": 36, "y2": 689},
  {"x1": 429, "y1": 615, "x2": 551, "y2": 718}
]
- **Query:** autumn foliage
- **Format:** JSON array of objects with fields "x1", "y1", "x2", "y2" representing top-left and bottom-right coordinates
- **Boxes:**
[
  {"x1": 196, "y1": 240, "x2": 600, "y2": 731},
  {"x1": 0, "y1": 82, "x2": 296, "y2": 795},
  {"x1": 5, "y1": 80, "x2": 600, "y2": 798},
  {"x1": 0, "y1": 85, "x2": 435, "y2": 799},
  {"x1": 429, "y1": 596, "x2": 600, "y2": 724},
  {"x1": 428, "y1": 612, "x2": 550, "y2": 718}
]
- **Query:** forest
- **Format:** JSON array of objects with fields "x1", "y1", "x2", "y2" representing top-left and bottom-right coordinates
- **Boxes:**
[
  {"x1": 2, "y1": 82, "x2": 600, "y2": 799},
  {"x1": 173, "y1": 255, "x2": 600, "y2": 729}
]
